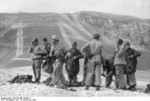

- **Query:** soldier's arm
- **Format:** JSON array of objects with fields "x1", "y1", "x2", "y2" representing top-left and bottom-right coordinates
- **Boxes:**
[
  {"x1": 47, "y1": 43, "x2": 51, "y2": 54},
  {"x1": 28, "y1": 46, "x2": 34, "y2": 53},
  {"x1": 100, "y1": 45, "x2": 105, "y2": 64},
  {"x1": 62, "y1": 46, "x2": 67, "y2": 56},
  {"x1": 81, "y1": 42, "x2": 90, "y2": 54},
  {"x1": 34, "y1": 46, "x2": 42, "y2": 55},
  {"x1": 65, "y1": 51, "x2": 69, "y2": 63},
  {"x1": 40, "y1": 45, "x2": 48, "y2": 56},
  {"x1": 117, "y1": 47, "x2": 127, "y2": 57},
  {"x1": 131, "y1": 49, "x2": 141, "y2": 58},
  {"x1": 75, "y1": 49, "x2": 83, "y2": 59}
]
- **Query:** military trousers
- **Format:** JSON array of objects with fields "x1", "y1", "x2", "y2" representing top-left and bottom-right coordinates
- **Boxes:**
[
  {"x1": 115, "y1": 64, "x2": 126, "y2": 88},
  {"x1": 83, "y1": 65, "x2": 87, "y2": 84},
  {"x1": 85, "y1": 61, "x2": 101, "y2": 86},
  {"x1": 32, "y1": 59, "x2": 43, "y2": 82},
  {"x1": 51, "y1": 60, "x2": 67, "y2": 85},
  {"x1": 126, "y1": 72, "x2": 136, "y2": 87}
]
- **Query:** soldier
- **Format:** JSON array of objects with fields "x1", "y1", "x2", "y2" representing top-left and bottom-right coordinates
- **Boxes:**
[
  {"x1": 40, "y1": 38, "x2": 51, "y2": 59},
  {"x1": 102, "y1": 56, "x2": 115, "y2": 88},
  {"x1": 114, "y1": 39, "x2": 127, "y2": 90},
  {"x1": 28, "y1": 38, "x2": 43, "y2": 83},
  {"x1": 50, "y1": 35, "x2": 68, "y2": 88},
  {"x1": 81, "y1": 33, "x2": 103, "y2": 91},
  {"x1": 40, "y1": 38, "x2": 53, "y2": 75},
  {"x1": 65, "y1": 42, "x2": 83, "y2": 85},
  {"x1": 41, "y1": 37, "x2": 51, "y2": 55},
  {"x1": 124, "y1": 42, "x2": 141, "y2": 91}
]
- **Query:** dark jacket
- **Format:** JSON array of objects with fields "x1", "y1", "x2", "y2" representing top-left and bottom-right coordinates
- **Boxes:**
[
  {"x1": 125, "y1": 48, "x2": 141, "y2": 73},
  {"x1": 65, "y1": 48, "x2": 83, "y2": 76},
  {"x1": 125, "y1": 48, "x2": 141, "y2": 65}
]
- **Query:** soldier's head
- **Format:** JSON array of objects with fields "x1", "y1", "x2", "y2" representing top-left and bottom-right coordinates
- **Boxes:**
[
  {"x1": 42, "y1": 37, "x2": 48, "y2": 45},
  {"x1": 147, "y1": 84, "x2": 150, "y2": 89},
  {"x1": 93, "y1": 33, "x2": 101, "y2": 40},
  {"x1": 72, "y1": 42, "x2": 77, "y2": 49},
  {"x1": 32, "y1": 38, "x2": 38, "y2": 46},
  {"x1": 51, "y1": 35, "x2": 59, "y2": 44},
  {"x1": 124, "y1": 41, "x2": 130, "y2": 49},
  {"x1": 117, "y1": 39, "x2": 123, "y2": 46}
]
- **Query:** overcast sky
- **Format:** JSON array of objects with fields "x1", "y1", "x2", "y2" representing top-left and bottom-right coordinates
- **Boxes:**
[{"x1": 0, "y1": 0, "x2": 150, "y2": 18}]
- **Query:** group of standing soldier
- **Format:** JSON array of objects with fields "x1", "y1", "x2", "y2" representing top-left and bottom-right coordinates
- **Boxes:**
[{"x1": 29, "y1": 33, "x2": 141, "y2": 91}]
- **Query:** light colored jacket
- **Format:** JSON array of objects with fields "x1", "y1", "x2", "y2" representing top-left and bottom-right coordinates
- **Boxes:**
[
  {"x1": 114, "y1": 47, "x2": 126, "y2": 65},
  {"x1": 81, "y1": 39, "x2": 103, "y2": 63},
  {"x1": 50, "y1": 43, "x2": 67, "y2": 61}
]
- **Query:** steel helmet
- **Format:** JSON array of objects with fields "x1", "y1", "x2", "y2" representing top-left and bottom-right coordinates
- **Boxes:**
[{"x1": 51, "y1": 35, "x2": 59, "y2": 40}]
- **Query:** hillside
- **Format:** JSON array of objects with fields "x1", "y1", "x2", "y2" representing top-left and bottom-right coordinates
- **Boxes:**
[{"x1": 0, "y1": 11, "x2": 150, "y2": 70}]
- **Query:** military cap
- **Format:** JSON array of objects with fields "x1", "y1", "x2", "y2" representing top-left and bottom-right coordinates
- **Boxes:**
[
  {"x1": 93, "y1": 33, "x2": 101, "y2": 39},
  {"x1": 124, "y1": 41, "x2": 130, "y2": 46},
  {"x1": 72, "y1": 42, "x2": 77, "y2": 46},
  {"x1": 32, "y1": 38, "x2": 38, "y2": 42},
  {"x1": 117, "y1": 38, "x2": 123, "y2": 45},
  {"x1": 42, "y1": 37, "x2": 47, "y2": 42},
  {"x1": 147, "y1": 84, "x2": 150, "y2": 88}
]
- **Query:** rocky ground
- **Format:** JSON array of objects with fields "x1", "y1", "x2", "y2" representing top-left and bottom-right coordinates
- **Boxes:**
[{"x1": 0, "y1": 66, "x2": 150, "y2": 97}]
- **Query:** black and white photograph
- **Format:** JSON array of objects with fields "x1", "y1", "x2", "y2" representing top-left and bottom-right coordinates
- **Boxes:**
[{"x1": 0, "y1": 0, "x2": 150, "y2": 98}]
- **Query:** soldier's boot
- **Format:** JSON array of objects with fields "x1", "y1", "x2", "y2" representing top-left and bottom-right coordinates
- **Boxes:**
[
  {"x1": 34, "y1": 78, "x2": 40, "y2": 84},
  {"x1": 85, "y1": 85, "x2": 89, "y2": 90},
  {"x1": 69, "y1": 75, "x2": 73, "y2": 86},
  {"x1": 33, "y1": 78, "x2": 38, "y2": 83},
  {"x1": 96, "y1": 86, "x2": 100, "y2": 91},
  {"x1": 129, "y1": 85, "x2": 136, "y2": 91},
  {"x1": 68, "y1": 79, "x2": 72, "y2": 87},
  {"x1": 105, "y1": 85, "x2": 110, "y2": 88},
  {"x1": 82, "y1": 80, "x2": 85, "y2": 86},
  {"x1": 119, "y1": 87, "x2": 127, "y2": 90}
]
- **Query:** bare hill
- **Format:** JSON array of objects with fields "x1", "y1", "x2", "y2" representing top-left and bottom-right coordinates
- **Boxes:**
[{"x1": 0, "y1": 11, "x2": 150, "y2": 70}]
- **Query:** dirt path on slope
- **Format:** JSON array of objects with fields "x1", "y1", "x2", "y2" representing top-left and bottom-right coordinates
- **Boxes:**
[
  {"x1": 15, "y1": 23, "x2": 23, "y2": 57},
  {"x1": 58, "y1": 22, "x2": 72, "y2": 48}
]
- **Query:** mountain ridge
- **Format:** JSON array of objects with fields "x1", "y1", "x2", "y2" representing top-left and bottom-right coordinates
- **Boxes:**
[{"x1": 0, "y1": 11, "x2": 150, "y2": 69}]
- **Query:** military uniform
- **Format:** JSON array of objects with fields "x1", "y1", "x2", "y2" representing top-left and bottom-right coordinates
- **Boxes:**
[
  {"x1": 40, "y1": 42, "x2": 51, "y2": 58},
  {"x1": 81, "y1": 39, "x2": 103, "y2": 87},
  {"x1": 29, "y1": 44, "x2": 43, "y2": 83},
  {"x1": 102, "y1": 57, "x2": 115, "y2": 87},
  {"x1": 65, "y1": 47, "x2": 83, "y2": 83},
  {"x1": 40, "y1": 42, "x2": 53, "y2": 75},
  {"x1": 125, "y1": 48, "x2": 141, "y2": 90},
  {"x1": 50, "y1": 43, "x2": 68, "y2": 86},
  {"x1": 114, "y1": 46, "x2": 127, "y2": 89}
]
